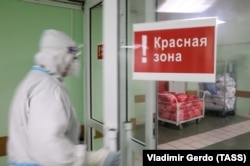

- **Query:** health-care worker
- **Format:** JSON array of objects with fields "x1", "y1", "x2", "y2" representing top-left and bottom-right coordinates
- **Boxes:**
[{"x1": 7, "y1": 29, "x2": 120, "y2": 166}]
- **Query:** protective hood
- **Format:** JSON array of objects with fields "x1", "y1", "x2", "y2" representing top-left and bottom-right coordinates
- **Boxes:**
[{"x1": 34, "y1": 29, "x2": 79, "y2": 77}]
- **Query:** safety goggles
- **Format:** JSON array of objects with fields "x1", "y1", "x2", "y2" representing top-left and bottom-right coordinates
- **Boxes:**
[
  {"x1": 68, "y1": 46, "x2": 78, "y2": 54},
  {"x1": 68, "y1": 44, "x2": 83, "y2": 58}
]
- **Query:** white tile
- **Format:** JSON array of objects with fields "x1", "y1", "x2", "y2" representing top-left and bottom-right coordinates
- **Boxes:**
[
  {"x1": 214, "y1": 133, "x2": 231, "y2": 139},
  {"x1": 187, "y1": 135, "x2": 203, "y2": 141},
  {"x1": 219, "y1": 128, "x2": 234, "y2": 133},
  {"x1": 177, "y1": 144, "x2": 196, "y2": 150},
  {"x1": 199, "y1": 139, "x2": 216, "y2": 146},
  {"x1": 206, "y1": 136, "x2": 223, "y2": 143},
  {"x1": 167, "y1": 141, "x2": 186, "y2": 148},
  {"x1": 197, "y1": 133, "x2": 211, "y2": 139},
  {"x1": 158, "y1": 144, "x2": 177, "y2": 150},
  {"x1": 218, "y1": 130, "x2": 237, "y2": 137},
  {"x1": 157, "y1": 119, "x2": 250, "y2": 153},
  {"x1": 206, "y1": 131, "x2": 219, "y2": 137},
  {"x1": 226, "y1": 132, "x2": 239, "y2": 137},
  {"x1": 189, "y1": 142, "x2": 205, "y2": 149},
  {"x1": 178, "y1": 138, "x2": 196, "y2": 144}
]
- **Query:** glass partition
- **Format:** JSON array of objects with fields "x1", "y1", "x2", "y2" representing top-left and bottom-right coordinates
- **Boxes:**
[
  {"x1": 126, "y1": 0, "x2": 148, "y2": 144},
  {"x1": 156, "y1": 0, "x2": 250, "y2": 148},
  {"x1": 89, "y1": 1, "x2": 104, "y2": 150},
  {"x1": 119, "y1": 1, "x2": 157, "y2": 165},
  {"x1": 90, "y1": 2, "x2": 103, "y2": 123}
]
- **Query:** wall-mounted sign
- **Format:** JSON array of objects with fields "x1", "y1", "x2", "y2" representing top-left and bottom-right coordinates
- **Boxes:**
[
  {"x1": 133, "y1": 17, "x2": 217, "y2": 82},
  {"x1": 97, "y1": 44, "x2": 103, "y2": 60}
]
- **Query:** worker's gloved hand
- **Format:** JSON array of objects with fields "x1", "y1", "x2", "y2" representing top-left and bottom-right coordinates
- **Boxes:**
[
  {"x1": 103, "y1": 151, "x2": 120, "y2": 166},
  {"x1": 85, "y1": 148, "x2": 120, "y2": 166}
]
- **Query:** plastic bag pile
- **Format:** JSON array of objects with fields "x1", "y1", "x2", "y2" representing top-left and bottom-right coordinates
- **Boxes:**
[
  {"x1": 158, "y1": 92, "x2": 203, "y2": 122},
  {"x1": 204, "y1": 73, "x2": 236, "y2": 110}
]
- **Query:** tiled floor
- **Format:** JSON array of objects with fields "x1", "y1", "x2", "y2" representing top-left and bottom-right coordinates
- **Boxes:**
[
  {"x1": 158, "y1": 119, "x2": 250, "y2": 150},
  {"x1": 133, "y1": 112, "x2": 250, "y2": 165},
  {"x1": 157, "y1": 112, "x2": 249, "y2": 144}
]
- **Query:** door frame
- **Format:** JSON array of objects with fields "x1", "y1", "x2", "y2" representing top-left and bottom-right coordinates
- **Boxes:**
[
  {"x1": 118, "y1": 0, "x2": 158, "y2": 165},
  {"x1": 84, "y1": 0, "x2": 157, "y2": 164},
  {"x1": 83, "y1": 0, "x2": 104, "y2": 150}
]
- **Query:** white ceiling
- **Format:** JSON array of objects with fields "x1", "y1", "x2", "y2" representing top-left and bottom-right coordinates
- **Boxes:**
[
  {"x1": 23, "y1": 0, "x2": 250, "y2": 45},
  {"x1": 157, "y1": 0, "x2": 250, "y2": 45}
]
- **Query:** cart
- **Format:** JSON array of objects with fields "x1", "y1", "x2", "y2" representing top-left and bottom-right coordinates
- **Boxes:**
[
  {"x1": 199, "y1": 61, "x2": 237, "y2": 118},
  {"x1": 158, "y1": 91, "x2": 205, "y2": 129}
]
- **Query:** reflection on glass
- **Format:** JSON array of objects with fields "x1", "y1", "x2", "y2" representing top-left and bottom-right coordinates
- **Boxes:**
[
  {"x1": 90, "y1": 3, "x2": 103, "y2": 122},
  {"x1": 91, "y1": 127, "x2": 103, "y2": 150},
  {"x1": 156, "y1": 0, "x2": 250, "y2": 148},
  {"x1": 127, "y1": 0, "x2": 148, "y2": 143}
]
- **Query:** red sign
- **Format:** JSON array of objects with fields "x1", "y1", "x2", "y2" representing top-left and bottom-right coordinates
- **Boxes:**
[
  {"x1": 98, "y1": 44, "x2": 103, "y2": 60},
  {"x1": 134, "y1": 27, "x2": 215, "y2": 73},
  {"x1": 133, "y1": 18, "x2": 217, "y2": 82}
]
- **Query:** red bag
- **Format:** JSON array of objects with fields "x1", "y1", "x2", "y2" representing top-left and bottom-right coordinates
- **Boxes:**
[{"x1": 176, "y1": 93, "x2": 188, "y2": 102}]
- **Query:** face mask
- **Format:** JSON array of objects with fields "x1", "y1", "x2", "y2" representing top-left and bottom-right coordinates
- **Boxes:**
[{"x1": 67, "y1": 59, "x2": 80, "y2": 77}]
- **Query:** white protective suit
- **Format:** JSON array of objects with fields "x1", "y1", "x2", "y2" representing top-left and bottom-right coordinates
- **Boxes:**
[
  {"x1": 7, "y1": 29, "x2": 120, "y2": 166},
  {"x1": 7, "y1": 30, "x2": 86, "y2": 166}
]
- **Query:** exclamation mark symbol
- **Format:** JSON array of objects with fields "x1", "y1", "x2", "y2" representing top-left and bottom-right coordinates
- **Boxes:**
[{"x1": 142, "y1": 35, "x2": 147, "y2": 63}]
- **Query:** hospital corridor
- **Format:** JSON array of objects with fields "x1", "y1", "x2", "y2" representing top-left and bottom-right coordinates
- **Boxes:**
[
  {"x1": 1, "y1": 0, "x2": 250, "y2": 166},
  {"x1": 134, "y1": 113, "x2": 250, "y2": 165}
]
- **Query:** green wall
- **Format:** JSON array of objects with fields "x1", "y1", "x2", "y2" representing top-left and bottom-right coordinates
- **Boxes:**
[{"x1": 0, "y1": 0, "x2": 84, "y2": 164}]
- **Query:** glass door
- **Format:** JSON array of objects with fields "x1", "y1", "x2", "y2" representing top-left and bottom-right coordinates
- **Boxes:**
[
  {"x1": 84, "y1": 0, "x2": 104, "y2": 151},
  {"x1": 118, "y1": 0, "x2": 158, "y2": 165},
  {"x1": 84, "y1": 0, "x2": 158, "y2": 165}
]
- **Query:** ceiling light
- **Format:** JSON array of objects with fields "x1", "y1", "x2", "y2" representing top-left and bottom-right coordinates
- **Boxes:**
[
  {"x1": 217, "y1": 19, "x2": 226, "y2": 24},
  {"x1": 157, "y1": 0, "x2": 215, "y2": 13}
]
